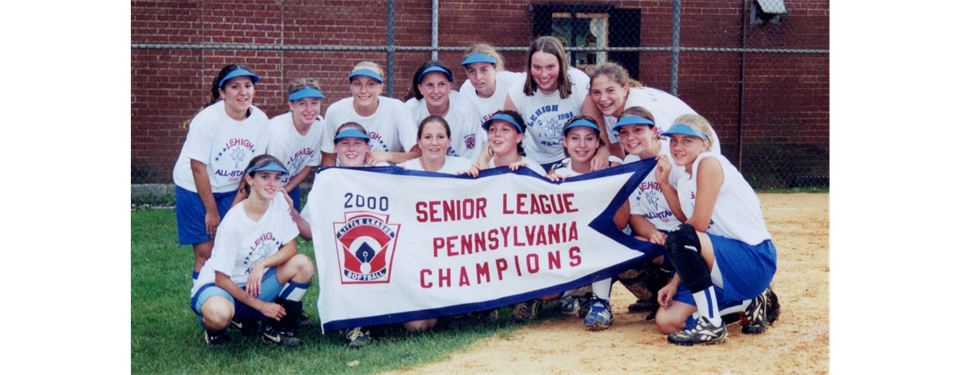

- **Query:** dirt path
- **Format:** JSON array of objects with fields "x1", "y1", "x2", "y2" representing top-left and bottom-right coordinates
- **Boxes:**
[{"x1": 385, "y1": 193, "x2": 830, "y2": 375}]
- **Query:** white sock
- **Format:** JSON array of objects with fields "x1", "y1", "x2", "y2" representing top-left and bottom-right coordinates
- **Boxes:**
[
  {"x1": 279, "y1": 280, "x2": 310, "y2": 302},
  {"x1": 692, "y1": 286, "x2": 722, "y2": 327},
  {"x1": 592, "y1": 278, "x2": 612, "y2": 300},
  {"x1": 719, "y1": 299, "x2": 752, "y2": 316}
]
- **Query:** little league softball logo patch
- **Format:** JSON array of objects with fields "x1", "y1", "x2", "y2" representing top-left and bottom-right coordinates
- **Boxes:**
[
  {"x1": 464, "y1": 134, "x2": 477, "y2": 149},
  {"x1": 333, "y1": 212, "x2": 401, "y2": 284}
]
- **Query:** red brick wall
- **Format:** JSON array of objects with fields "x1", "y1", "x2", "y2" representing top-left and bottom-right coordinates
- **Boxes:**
[{"x1": 132, "y1": 0, "x2": 828, "y2": 187}]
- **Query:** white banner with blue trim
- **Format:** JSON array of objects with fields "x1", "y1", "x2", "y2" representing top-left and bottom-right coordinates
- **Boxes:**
[{"x1": 305, "y1": 160, "x2": 662, "y2": 332}]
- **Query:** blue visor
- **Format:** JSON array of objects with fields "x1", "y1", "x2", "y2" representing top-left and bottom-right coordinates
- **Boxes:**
[
  {"x1": 613, "y1": 115, "x2": 656, "y2": 132},
  {"x1": 288, "y1": 87, "x2": 325, "y2": 101},
  {"x1": 334, "y1": 128, "x2": 371, "y2": 142},
  {"x1": 482, "y1": 113, "x2": 523, "y2": 133},
  {"x1": 418, "y1": 65, "x2": 453, "y2": 84},
  {"x1": 348, "y1": 69, "x2": 383, "y2": 83},
  {"x1": 661, "y1": 123, "x2": 707, "y2": 140},
  {"x1": 564, "y1": 119, "x2": 600, "y2": 133},
  {"x1": 219, "y1": 68, "x2": 260, "y2": 88},
  {"x1": 246, "y1": 161, "x2": 289, "y2": 175},
  {"x1": 461, "y1": 53, "x2": 498, "y2": 66}
]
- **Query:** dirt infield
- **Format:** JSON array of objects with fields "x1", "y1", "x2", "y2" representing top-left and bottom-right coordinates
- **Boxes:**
[{"x1": 386, "y1": 193, "x2": 829, "y2": 375}]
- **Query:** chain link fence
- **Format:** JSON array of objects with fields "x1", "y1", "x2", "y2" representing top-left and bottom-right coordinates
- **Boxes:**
[{"x1": 131, "y1": 0, "x2": 828, "y2": 200}]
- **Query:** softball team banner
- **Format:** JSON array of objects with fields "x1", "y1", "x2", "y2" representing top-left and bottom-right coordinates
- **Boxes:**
[{"x1": 306, "y1": 161, "x2": 662, "y2": 332}]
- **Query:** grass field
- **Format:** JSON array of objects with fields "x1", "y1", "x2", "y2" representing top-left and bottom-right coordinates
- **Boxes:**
[
  {"x1": 132, "y1": 191, "x2": 829, "y2": 374},
  {"x1": 131, "y1": 208, "x2": 537, "y2": 375}
]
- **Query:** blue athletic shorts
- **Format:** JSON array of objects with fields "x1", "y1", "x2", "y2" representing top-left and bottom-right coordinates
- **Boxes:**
[
  {"x1": 175, "y1": 185, "x2": 237, "y2": 245},
  {"x1": 674, "y1": 237, "x2": 776, "y2": 305},
  {"x1": 288, "y1": 184, "x2": 301, "y2": 213},
  {"x1": 190, "y1": 267, "x2": 283, "y2": 325}
]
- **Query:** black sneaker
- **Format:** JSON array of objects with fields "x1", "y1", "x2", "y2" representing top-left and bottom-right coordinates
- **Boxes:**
[
  {"x1": 741, "y1": 290, "x2": 769, "y2": 334},
  {"x1": 511, "y1": 300, "x2": 543, "y2": 323},
  {"x1": 668, "y1": 316, "x2": 727, "y2": 346},
  {"x1": 476, "y1": 308, "x2": 499, "y2": 323},
  {"x1": 577, "y1": 293, "x2": 595, "y2": 318},
  {"x1": 627, "y1": 299, "x2": 658, "y2": 313},
  {"x1": 345, "y1": 327, "x2": 371, "y2": 349},
  {"x1": 765, "y1": 286, "x2": 781, "y2": 325},
  {"x1": 229, "y1": 319, "x2": 260, "y2": 337},
  {"x1": 204, "y1": 329, "x2": 228, "y2": 347},
  {"x1": 262, "y1": 324, "x2": 303, "y2": 347},
  {"x1": 297, "y1": 311, "x2": 314, "y2": 329}
]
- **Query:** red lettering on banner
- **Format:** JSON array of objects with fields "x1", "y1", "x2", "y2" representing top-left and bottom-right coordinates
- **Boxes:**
[
  {"x1": 513, "y1": 255, "x2": 522, "y2": 276},
  {"x1": 488, "y1": 229, "x2": 499, "y2": 249},
  {"x1": 429, "y1": 201, "x2": 440, "y2": 222},
  {"x1": 433, "y1": 237, "x2": 444, "y2": 257},
  {"x1": 569, "y1": 246, "x2": 582, "y2": 267},
  {"x1": 548, "y1": 224, "x2": 560, "y2": 243},
  {"x1": 495, "y1": 258, "x2": 508, "y2": 280},
  {"x1": 416, "y1": 198, "x2": 488, "y2": 222},
  {"x1": 500, "y1": 226, "x2": 512, "y2": 247},
  {"x1": 548, "y1": 251, "x2": 561, "y2": 269},
  {"x1": 476, "y1": 262, "x2": 490, "y2": 284},
  {"x1": 459, "y1": 266, "x2": 470, "y2": 286},
  {"x1": 472, "y1": 232, "x2": 484, "y2": 252},
  {"x1": 563, "y1": 193, "x2": 578, "y2": 213},
  {"x1": 438, "y1": 268, "x2": 451, "y2": 287},
  {"x1": 526, "y1": 253, "x2": 540, "y2": 274},
  {"x1": 421, "y1": 269, "x2": 432, "y2": 288},
  {"x1": 524, "y1": 226, "x2": 535, "y2": 245},
  {"x1": 416, "y1": 202, "x2": 428, "y2": 222},
  {"x1": 539, "y1": 194, "x2": 553, "y2": 214},
  {"x1": 503, "y1": 193, "x2": 579, "y2": 215},
  {"x1": 516, "y1": 193, "x2": 528, "y2": 214},
  {"x1": 462, "y1": 233, "x2": 472, "y2": 254},
  {"x1": 446, "y1": 235, "x2": 456, "y2": 256},
  {"x1": 529, "y1": 195, "x2": 542, "y2": 214}
]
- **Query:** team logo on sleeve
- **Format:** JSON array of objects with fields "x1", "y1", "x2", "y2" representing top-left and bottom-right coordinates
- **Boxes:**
[
  {"x1": 333, "y1": 212, "x2": 401, "y2": 284},
  {"x1": 464, "y1": 134, "x2": 477, "y2": 149}
]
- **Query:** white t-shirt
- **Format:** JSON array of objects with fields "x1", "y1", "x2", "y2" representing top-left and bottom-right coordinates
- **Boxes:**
[
  {"x1": 603, "y1": 87, "x2": 721, "y2": 155},
  {"x1": 674, "y1": 152, "x2": 771, "y2": 246},
  {"x1": 486, "y1": 156, "x2": 547, "y2": 176},
  {"x1": 627, "y1": 144, "x2": 682, "y2": 232},
  {"x1": 265, "y1": 113, "x2": 324, "y2": 188},
  {"x1": 550, "y1": 155, "x2": 624, "y2": 177},
  {"x1": 508, "y1": 68, "x2": 591, "y2": 164},
  {"x1": 190, "y1": 193, "x2": 300, "y2": 296},
  {"x1": 405, "y1": 91, "x2": 486, "y2": 161},
  {"x1": 173, "y1": 101, "x2": 270, "y2": 193},
  {"x1": 460, "y1": 71, "x2": 525, "y2": 123},
  {"x1": 400, "y1": 156, "x2": 476, "y2": 175},
  {"x1": 321, "y1": 97, "x2": 417, "y2": 154}
]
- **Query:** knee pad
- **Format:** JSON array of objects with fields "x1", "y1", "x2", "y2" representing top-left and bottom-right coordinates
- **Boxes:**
[{"x1": 664, "y1": 224, "x2": 712, "y2": 293}]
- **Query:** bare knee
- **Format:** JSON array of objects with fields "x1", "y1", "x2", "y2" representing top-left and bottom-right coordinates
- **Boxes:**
[
  {"x1": 655, "y1": 307, "x2": 689, "y2": 335},
  {"x1": 193, "y1": 241, "x2": 214, "y2": 270},
  {"x1": 403, "y1": 319, "x2": 437, "y2": 332},
  {"x1": 291, "y1": 254, "x2": 315, "y2": 280},
  {"x1": 200, "y1": 297, "x2": 234, "y2": 330}
]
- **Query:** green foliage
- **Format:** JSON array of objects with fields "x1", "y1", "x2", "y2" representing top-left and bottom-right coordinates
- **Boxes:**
[
  {"x1": 132, "y1": 193, "x2": 175, "y2": 208},
  {"x1": 132, "y1": 209, "x2": 524, "y2": 375}
]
